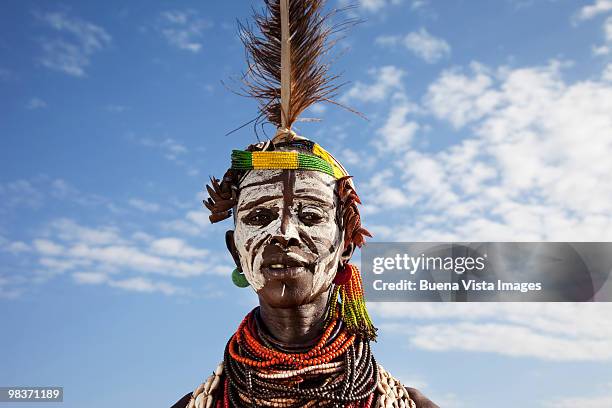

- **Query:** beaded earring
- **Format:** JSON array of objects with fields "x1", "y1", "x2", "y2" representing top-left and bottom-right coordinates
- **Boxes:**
[
  {"x1": 231, "y1": 267, "x2": 250, "y2": 288},
  {"x1": 328, "y1": 263, "x2": 377, "y2": 341}
]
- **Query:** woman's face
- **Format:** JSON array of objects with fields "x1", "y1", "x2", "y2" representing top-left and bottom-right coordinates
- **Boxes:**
[{"x1": 231, "y1": 169, "x2": 345, "y2": 307}]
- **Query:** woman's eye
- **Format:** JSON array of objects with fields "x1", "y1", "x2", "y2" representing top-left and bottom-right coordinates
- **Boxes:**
[
  {"x1": 243, "y1": 208, "x2": 277, "y2": 226},
  {"x1": 299, "y1": 207, "x2": 325, "y2": 224}
]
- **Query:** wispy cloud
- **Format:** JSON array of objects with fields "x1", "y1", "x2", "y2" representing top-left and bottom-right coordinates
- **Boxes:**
[
  {"x1": 128, "y1": 198, "x2": 160, "y2": 213},
  {"x1": 26, "y1": 97, "x2": 47, "y2": 110},
  {"x1": 0, "y1": 67, "x2": 12, "y2": 81},
  {"x1": 0, "y1": 177, "x2": 108, "y2": 214},
  {"x1": 371, "y1": 303, "x2": 612, "y2": 362},
  {"x1": 342, "y1": 65, "x2": 405, "y2": 103},
  {"x1": 0, "y1": 179, "x2": 45, "y2": 210},
  {"x1": 340, "y1": 0, "x2": 406, "y2": 13},
  {"x1": 131, "y1": 135, "x2": 201, "y2": 177},
  {"x1": 22, "y1": 218, "x2": 230, "y2": 293},
  {"x1": 137, "y1": 137, "x2": 188, "y2": 161},
  {"x1": 3, "y1": 241, "x2": 31, "y2": 255},
  {"x1": 377, "y1": 28, "x2": 451, "y2": 63},
  {"x1": 162, "y1": 210, "x2": 211, "y2": 236},
  {"x1": 375, "y1": 98, "x2": 421, "y2": 151},
  {"x1": 604, "y1": 63, "x2": 612, "y2": 81},
  {"x1": 574, "y1": 0, "x2": 612, "y2": 22},
  {"x1": 353, "y1": 60, "x2": 612, "y2": 241},
  {"x1": 36, "y1": 11, "x2": 111, "y2": 77},
  {"x1": 158, "y1": 9, "x2": 212, "y2": 53},
  {"x1": 73, "y1": 273, "x2": 185, "y2": 296},
  {"x1": 590, "y1": 15, "x2": 612, "y2": 55},
  {"x1": 105, "y1": 104, "x2": 129, "y2": 113},
  {"x1": 572, "y1": 1, "x2": 612, "y2": 55},
  {"x1": 544, "y1": 383, "x2": 612, "y2": 408}
]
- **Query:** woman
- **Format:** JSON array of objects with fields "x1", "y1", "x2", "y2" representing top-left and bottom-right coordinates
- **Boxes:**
[{"x1": 173, "y1": 1, "x2": 437, "y2": 406}]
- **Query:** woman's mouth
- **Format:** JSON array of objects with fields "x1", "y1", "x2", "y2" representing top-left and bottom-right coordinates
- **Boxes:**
[{"x1": 261, "y1": 265, "x2": 309, "y2": 279}]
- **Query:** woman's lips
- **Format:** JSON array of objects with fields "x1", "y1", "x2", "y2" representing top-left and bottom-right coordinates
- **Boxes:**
[{"x1": 261, "y1": 265, "x2": 309, "y2": 279}]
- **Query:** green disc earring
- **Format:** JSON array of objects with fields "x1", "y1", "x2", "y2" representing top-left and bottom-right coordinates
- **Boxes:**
[{"x1": 231, "y1": 267, "x2": 250, "y2": 288}]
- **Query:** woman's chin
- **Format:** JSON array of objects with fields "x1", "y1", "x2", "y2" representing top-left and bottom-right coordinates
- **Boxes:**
[{"x1": 257, "y1": 280, "x2": 318, "y2": 308}]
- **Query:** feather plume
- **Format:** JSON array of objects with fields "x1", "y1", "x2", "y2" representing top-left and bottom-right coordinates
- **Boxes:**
[{"x1": 239, "y1": 0, "x2": 351, "y2": 137}]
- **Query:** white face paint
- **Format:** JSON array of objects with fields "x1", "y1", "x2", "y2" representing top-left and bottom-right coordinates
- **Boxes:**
[{"x1": 233, "y1": 169, "x2": 345, "y2": 299}]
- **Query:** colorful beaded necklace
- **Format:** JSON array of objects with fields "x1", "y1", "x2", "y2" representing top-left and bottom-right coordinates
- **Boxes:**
[{"x1": 221, "y1": 308, "x2": 378, "y2": 407}]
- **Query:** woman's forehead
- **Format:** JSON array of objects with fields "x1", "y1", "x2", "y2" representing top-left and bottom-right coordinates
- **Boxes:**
[{"x1": 238, "y1": 170, "x2": 336, "y2": 206}]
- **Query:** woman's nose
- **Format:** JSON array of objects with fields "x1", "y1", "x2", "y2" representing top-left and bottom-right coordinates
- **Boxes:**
[
  {"x1": 270, "y1": 216, "x2": 301, "y2": 248},
  {"x1": 270, "y1": 235, "x2": 301, "y2": 248}
]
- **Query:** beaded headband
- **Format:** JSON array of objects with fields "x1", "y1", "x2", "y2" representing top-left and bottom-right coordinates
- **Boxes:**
[{"x1": 231, "y1": 141, "x2": 349, "y2": 179}]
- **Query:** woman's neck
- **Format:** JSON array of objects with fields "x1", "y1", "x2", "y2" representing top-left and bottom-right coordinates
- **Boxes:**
[{"x1": 257, "y1": 289, "x2": 331, "y2": 346}]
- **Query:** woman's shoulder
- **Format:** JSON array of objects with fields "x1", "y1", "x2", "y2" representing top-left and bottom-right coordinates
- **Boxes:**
[
  {"x1": 377, "y1": 364, "x2": 439, "y2": 408},
  {"x1": 170, "y1": 392, "x2": 192, "y2": 408},
  {"x1": 172, "y1": 362, "x2": 224, "y2": 408}
]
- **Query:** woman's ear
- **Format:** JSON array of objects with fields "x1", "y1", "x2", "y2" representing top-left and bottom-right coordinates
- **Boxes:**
[
  {"x1": 225, "y1": 230, "x2": 241, "y2": 268},
  {"x1": 340, "y1": 242, "x2": 355, "y2": 265}
]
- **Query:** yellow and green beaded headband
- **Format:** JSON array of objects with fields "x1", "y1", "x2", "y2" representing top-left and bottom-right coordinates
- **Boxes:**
[{"x1": 231, "y1": 141, "x2": 349, "y2": 180}]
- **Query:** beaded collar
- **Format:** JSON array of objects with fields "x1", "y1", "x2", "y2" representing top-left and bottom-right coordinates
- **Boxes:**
[{"x1": 222, "y1": 308, "x2": 378, "y2": 407}]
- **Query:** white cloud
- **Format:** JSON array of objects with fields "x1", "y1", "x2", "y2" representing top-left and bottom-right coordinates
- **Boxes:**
[
  {"x1": 128, "y1": 198, "x2": 160, "y2": 213},
  {"x1": 72, "y1": 272, "x2": 184, "y2": 296},
  {"x1": 39, "y1": 257, "x2": 90, "y2": 273},
  {"x1": 360, "y1": 60, "x2": 612, "y2": 243},
  {"x1": 159, "y1": 9, "x2": 212, "y2": 53},
  {"x1": 594, "y1": 45, "x2": 611, "y2": 55},
  {"x1": 342, "y1": 66, "x2": 405, "y2": 103},
  {"x1": 1, "y1": 241, "x2": 31, "y2": 254},
  {"x1": 603, "y1": 63, "x2": 612, "y2": 81},
  {"x1": 338, "y1": 148, "x2": 377, "y2": 170},
  {"x1": 26, "y1": 97, "x2": 47, "y2": 110},
  {"x1": 65, "y1": 243, "x2": 207, "y2": 277},
  {"x1": 371, "y1": 303, "x2": 612, "y2": 362},
  {"x1": 361, "y1": 170, "x2": 413, "y2": 214},
  {"x1": 36, "y1": 11, "x2": 111, "y2": 77},
  {"x1": 377, "y1": 28, "x2": 451, "y2": 63},
  {"x1": 376, "y1": 100, "x2": 420, "y2": 151},
  {"x1": 0, "y1": 177, "x2": 100, "y2": 212},
  {"x1": 109, "y1": 276, "x2": 183, "y2": 295},
  {"x1": 0, "y1": 179, "x2": 44, "y2": 209},
  {"x1": 25, "y1": 218, "x2": 230, "y2": 284},
  {"x1": 33, "y1": 239, "x2": 64, "y2": 256},
  {"x1": 359, "y1": 60, "x2": 612, "y2": 361},
  {"x1": 341, "y1": 0, "x2": 406, "y2": 13},
  {"x1": 105, "y1": 104, "x2": 129, "y2": 113},
  {"x1": 138, "y1": 137, "x2": 188, "y2": 161},
  {"x1": 73, "y1": 271, "x2": 108, "y2": 285},
  {"x1": 162, "y1": 209, "x2": 212, "y2": 236},
  {"x1": 411, "y1": 0, "x2": 429, "y2": 10},
  {"x1": 49, "y1": 218, "x2": 122, "y2": 246},
  {"x1": 574, "y1": 0, "x2": 612, "y2": 21},
  {"x1": 589, "y1": 15, "x2": 612, "y2": 55},
  {"x1": 149, "y1": 237, "x2": 208, "y2": 258},
  {"x1": 308, "y1": 103, "x2": 327, "y2": 115},
  {"x1": 424, "y1": 62, "x2": 501, "y2": 128},
  {"x1": 544, "y1": 384, "x2": 612, "y2": 408}
]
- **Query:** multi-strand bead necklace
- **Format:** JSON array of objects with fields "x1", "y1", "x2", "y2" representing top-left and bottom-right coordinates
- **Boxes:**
[{"x1": 221, "y1": 308, "x2": 378, "y2": 407}]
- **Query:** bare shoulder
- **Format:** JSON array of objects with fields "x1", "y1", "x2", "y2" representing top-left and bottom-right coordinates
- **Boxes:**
[
  {"x1": 405, "y1": 387, "x2": 440, "y2": 408},
  {"x1": 378, "y1": 364, "x2": 439, "y2": 408}
]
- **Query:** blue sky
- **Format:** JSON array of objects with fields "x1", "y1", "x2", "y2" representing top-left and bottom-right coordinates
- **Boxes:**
[{"x1": 2, "y1": 0, "x2": 612, "y2": 407}]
